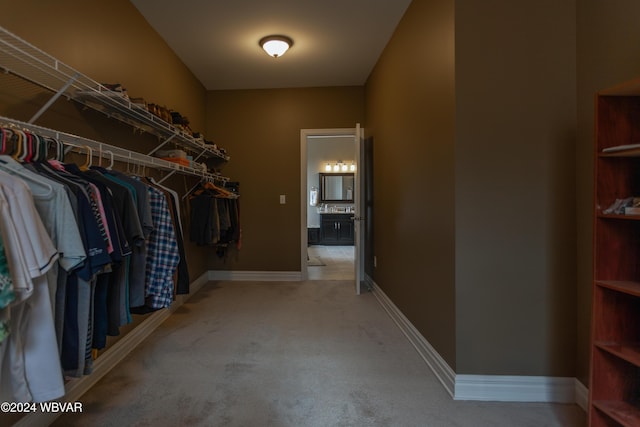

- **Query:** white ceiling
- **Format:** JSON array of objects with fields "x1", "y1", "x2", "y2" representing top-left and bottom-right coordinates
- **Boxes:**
[{"x1": 130, "y1": 0, "x2": 412, "y2": 91}]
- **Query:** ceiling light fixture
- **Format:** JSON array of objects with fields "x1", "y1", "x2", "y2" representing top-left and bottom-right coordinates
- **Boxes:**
[{"x1": 259, "y1": 35, "x2": 293, "y2": 58}]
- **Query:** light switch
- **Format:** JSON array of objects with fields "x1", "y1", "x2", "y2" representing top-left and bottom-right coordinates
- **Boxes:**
[{"x1": 279, "y1": 194, "x2": 286, "y2": 204}]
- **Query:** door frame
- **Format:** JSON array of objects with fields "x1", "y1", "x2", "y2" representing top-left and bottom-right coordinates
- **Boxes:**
[{"x1": 300, "y1": 127, "x2": 363, "y2": 292}]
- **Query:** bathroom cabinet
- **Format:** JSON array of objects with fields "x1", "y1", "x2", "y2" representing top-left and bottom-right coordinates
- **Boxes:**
[{"x1": 320, "y1": 213, "x2": 354, "y2": 245}]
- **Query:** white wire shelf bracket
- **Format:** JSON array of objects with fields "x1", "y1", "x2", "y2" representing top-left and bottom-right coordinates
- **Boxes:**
[
  {"x1": 0, "y1": 115, "x2": 230, "y2": 184},
  {"x1": 0, "y1": 25, "x2": 230, "y2": 162}
]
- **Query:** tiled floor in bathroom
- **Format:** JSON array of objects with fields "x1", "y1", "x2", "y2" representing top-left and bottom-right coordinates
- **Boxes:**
[{"x1": 307, "y1": 245, "x2": 355, "y2": 280}]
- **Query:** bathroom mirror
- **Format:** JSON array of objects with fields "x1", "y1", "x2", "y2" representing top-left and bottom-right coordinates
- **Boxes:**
[{"x1": 319, "y1": 173, "x2": 355, "y2": 202}]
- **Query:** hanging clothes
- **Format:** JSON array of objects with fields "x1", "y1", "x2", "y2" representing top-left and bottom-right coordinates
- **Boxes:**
[
  {"x1": 148, "y1": 177, "x2": 190, "y2": 295},
  {"x1": 0, "y1": 235, "x2": 14, "y2": 343},
  {"x1": 0, "y1": 124, "x2": 191, "y2": 399},
  {"x1": 188, "y1": 180, "x2": 241, "y2": 255},
  {"x1": 132, "y1": 176, "x2": 180, "y2": 311},
  {"x1": 0, "y1": 171, "x2": 64, "y2": 403},
  {"x1": 0, "y1": 156, "x2": 87, "y2": 308},
  {"x1": 190, "y1": 191, "x2": 219, "y2": 246},
  {"x1": 40, "y1": 159, "x2": 113, "y2": 377},
  {"x1": 100, "y1": 170, "x2": 152, "y2": 309}
]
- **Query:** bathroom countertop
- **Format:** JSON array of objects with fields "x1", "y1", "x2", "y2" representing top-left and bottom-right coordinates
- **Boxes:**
[{"x1": 317, "y1": 208, "x2": 353, "y2": 214}]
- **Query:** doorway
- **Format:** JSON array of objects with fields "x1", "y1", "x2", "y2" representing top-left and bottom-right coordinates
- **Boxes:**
[
  {"x1": 300, "y1": 128, "x2": 363, "y2": 290},
  {"x1": 307, "y1": 245, "x2": 355, "y2": 280}
]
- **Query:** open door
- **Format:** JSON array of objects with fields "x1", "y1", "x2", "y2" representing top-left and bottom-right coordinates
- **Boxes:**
[
  {"x1": 300, "y1": 126, "x2": 365, "y2": 294},
  {"x1": 353, "y1": 124, "x2": 365, "y2": 294}
]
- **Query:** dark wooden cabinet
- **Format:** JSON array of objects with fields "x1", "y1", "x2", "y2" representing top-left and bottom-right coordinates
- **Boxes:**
[
  {"x1": 589, "y1": 77, "x2": 640, "y2": 427},
  {"x1": 320, "y1": 214, "x2": 354, "y2": 245},
  {"x1": 307, "y1": 227, "x2": 320, "y2": 245}
]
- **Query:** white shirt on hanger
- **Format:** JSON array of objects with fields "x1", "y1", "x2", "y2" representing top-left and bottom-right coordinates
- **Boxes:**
[{"x1": 0, "y1": 172, "x2": 65, "y2": 402}]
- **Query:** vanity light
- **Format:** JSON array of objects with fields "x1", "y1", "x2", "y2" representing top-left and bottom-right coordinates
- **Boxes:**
[
  {"x1": 324, "y1": 160, "x2": 355, "y2": 173},
  {"x1": 259, "y1": 35, "x2": 293, "y2": 58}
]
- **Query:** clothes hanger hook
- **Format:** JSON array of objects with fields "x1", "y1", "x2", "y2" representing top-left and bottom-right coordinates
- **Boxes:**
[
  {"x1": 80, "y1": 145, "x2": 92, "y2": 170},
  {"x1": 105, "y1": 150, "x2": 114, "y2": 170}
]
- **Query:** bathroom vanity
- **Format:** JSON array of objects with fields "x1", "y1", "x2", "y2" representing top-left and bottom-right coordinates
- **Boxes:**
[{"x1": 319, "y1": 213, "x2": 354, "y2": 245}]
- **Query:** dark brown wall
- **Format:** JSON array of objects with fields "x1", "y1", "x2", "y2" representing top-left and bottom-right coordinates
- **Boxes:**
[
  {"x1": 365, "y1": 0, "x2": 457, "y2": 368},
  {"x1": 365, "y1": 0, "x2": 579, "y2": 377},
  {"x1": 455, "y1": 0, "x2": 577, "y2": 376},
  {"x1": 205, "y1": 87, "x2": 365, "y2": 271}
]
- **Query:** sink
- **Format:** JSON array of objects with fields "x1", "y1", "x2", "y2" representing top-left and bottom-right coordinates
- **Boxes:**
[{"x1": 318, "y1": 206, "x2": 352, "y2": 213}]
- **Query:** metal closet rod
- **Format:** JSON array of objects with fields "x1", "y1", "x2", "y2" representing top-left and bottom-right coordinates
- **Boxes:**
[{"x1": 0, "y1": 115, "x2": 226, "y2": 183}]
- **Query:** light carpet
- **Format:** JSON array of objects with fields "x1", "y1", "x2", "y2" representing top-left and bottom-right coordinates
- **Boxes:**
[{"x1": 51, "y1": 281, "x2": 585, "y2": 427}]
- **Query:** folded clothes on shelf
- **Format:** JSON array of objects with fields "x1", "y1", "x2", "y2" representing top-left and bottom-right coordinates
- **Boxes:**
[
  {"x1": 155, "y1": 149, "x2": 187, "y2": 159},
  {"x1": 160, "y1": 157, "x2": 190, "y2": 167},
  {"x1": 101, "y1": 83, "x2": 128, "y2": 98},
  {"x1": 602, "y1": 196, "x2": 640, "y2": 214}
]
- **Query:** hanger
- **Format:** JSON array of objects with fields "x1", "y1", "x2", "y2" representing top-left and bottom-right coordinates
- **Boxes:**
[
  {"x1": 0, "y1": 128, "x2": 6, "y2": 154},
  {"x1": 29, "y1": 133, "x2": 39, "y2": 162},
  {"x1": 104, "y1": 150, "x2": 114, "y2": 170},
  {"x1": 39, "y1": 135, "x2": 50, "y2": 162},
  {"x1": 182, "y1": 176, "x2": 233, "y2": 201},
  {"x1": 11, "y1": 129, "x2": 24, "y2": 161},
  {"x1": 22, "y1": 131, "x2": 34, "y2": 162},
  {"x1": 182, "y1": 177, "x2": 206, "y2": 200},
  {"x1": 97, "y1": 145, "x2": 104, "y2": 168},
  {"x1": 0, "y1": 127, "x2": 15, "y2": 155},
  {"x1": 1, "y1": 126, "x2": 51, "y2": 162},
  {"x1": 39, "y1": 134, "x2": 50, "y2": 162},
  {"x1": 44, "y1": 136, "x2": 64, "y2": 161},
  {"x1": 80, "y1": 144, "x2": 92, "y2": 171},
  {"x1": 33, "y1": 134, "x2": 41, "y2": 162},
  {"x1": 31, "y1": 133, "x2": 40, "y2": 162},
  {"x1": 38, "y1": 135, "x2": 48, "y2": 162},
  {"x1": 133, "y1": 162, "x2": 146, "y2": 177},
  {"x1": 44, "y1": 136, "x2": 54, "y2": 161},
  {"x1": 22, "y1": 131, "x2": 34, "y2": 163},
  {"x1": 62, "y1": 142, "x2": 93, "y2": 170}
]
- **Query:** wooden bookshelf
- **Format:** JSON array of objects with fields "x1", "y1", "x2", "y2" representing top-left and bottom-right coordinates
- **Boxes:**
[{"x1": 589, "y1": 77, "x2": 640, "y2": 426}]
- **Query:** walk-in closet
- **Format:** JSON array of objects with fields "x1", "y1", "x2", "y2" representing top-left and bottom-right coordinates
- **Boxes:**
[{"x1": 0, "y1": 25, "x2": 239, "y2": 426}]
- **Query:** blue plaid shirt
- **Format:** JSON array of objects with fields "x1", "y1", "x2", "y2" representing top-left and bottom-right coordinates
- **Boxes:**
[{"x1": 144, "y1": 184, "x2": 180, "y2": 309}]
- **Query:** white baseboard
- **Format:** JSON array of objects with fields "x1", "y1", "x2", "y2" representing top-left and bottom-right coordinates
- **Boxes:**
[
  {"x1": 575, "y1": 378, "x2": 588, "y2": 411},
  {"x1": 208, "y1": 270, "x2": 302, "y2": 281},
  {"x1": 14, "y1": 271, "x2": 212, "y2": 427},
  {"x1": 455, "y1": 375, "x2": 576, "y2": 403},
  {"x1": 369, "y1": 277, "x2": 456, "y2": 397},
  {"x1": 367, "y1": 276, "x2": 587, "y2": 407}
]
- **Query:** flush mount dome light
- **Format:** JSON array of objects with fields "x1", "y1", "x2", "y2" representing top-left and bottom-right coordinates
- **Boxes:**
[{"x1": 259, "y1": 35, "x2": 293, "y2": 58}]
